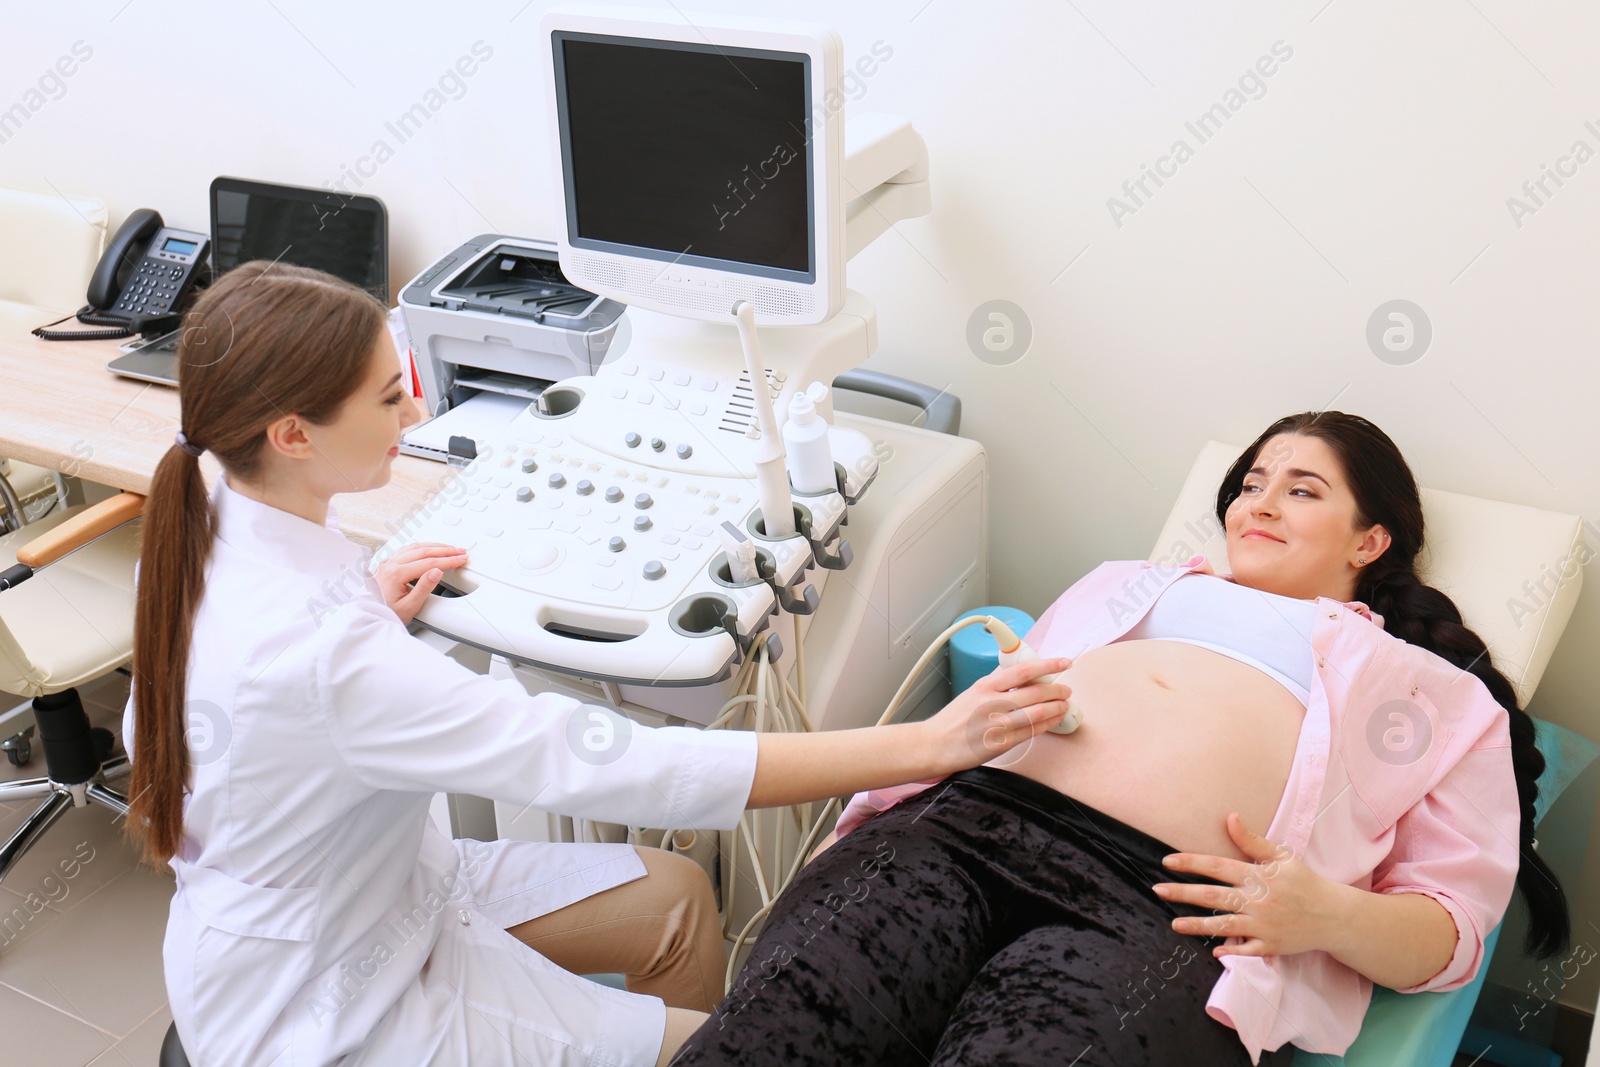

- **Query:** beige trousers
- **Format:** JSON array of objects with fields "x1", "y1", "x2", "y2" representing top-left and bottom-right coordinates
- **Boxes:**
[{"x1": 505, "y1": 846, "x2": 723, "y2": 1066}]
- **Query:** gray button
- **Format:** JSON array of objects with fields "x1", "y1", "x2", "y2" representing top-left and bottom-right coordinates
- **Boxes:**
[
  {"x1": 516, "y1": 486, "x2": 533, "y2": 502},
  {"x1": 650, "y1": 437, "x2": 666, "y2": 452},
  {"x1": 634, "y1": 515, "x2": 652, "y2": 531},
  {"x1": 676, "y1": 444, "x2": 693, "y2": 459},
  {"x1": 576, "y1": 479, "x2": 594, "y2": 495},
  {"x1": 521, "y1": 458, "x2": 537, "y2": 473},
  {"x1": 635, "y1": 493, "x2": 653, "y2": 509},
  {"x1": 605, "y1": 486, "x2": 623, "y2": 503},
  {"x1": 548, "y1": 473, "x2": 566, "y2": 488},
  {"x1": 625, "y1": 432, "x2": 642, "y2": 448},
  {"x1": 643, "y1": 560, "x2": 666, "y2": 580},
  {"x1": 609, "y1": 536, "x2": 626, "y2": 552}
]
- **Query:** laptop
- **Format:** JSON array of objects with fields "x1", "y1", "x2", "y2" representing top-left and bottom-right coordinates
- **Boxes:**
[{"x1": 107, "y1": 177, "x2": 388, "y2": 386}]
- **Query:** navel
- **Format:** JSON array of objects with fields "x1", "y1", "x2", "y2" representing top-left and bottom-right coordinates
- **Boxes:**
[{"x1": 1150, "y1": 674, "x2": 1173, "y2": 690}]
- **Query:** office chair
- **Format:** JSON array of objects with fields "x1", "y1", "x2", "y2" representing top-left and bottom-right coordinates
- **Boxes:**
[
  {"x1": 0, "y1": 182, "x2": 118, "y2": 765},
  {"x1": 1148, "y1": 441, "x2": 1586, "y2": 1067},
  {"x1": 0, "y1": 183, "x2": 109, "y2": 545},
  {"x1": 0, "y1": 478, "x2": 143, "y2": 884},
  {"x1": 0, "y1": 459, "x2": 68, "y2": 537}
]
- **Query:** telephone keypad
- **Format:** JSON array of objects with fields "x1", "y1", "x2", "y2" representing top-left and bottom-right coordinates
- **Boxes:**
[
  {"x1": 115, "y1": 257, "x2": 187, "y2": 314},
  {"x1": 104, "y1": 224, "x2": 207, "y2": 324}
]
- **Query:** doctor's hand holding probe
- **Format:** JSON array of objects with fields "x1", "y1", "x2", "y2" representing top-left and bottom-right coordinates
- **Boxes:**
[{"x1": 122, "y1": 261, "x2": 1071, "y2": 1067}]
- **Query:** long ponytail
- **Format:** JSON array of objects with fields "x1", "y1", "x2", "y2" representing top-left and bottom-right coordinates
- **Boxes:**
[
  {"x1": 127, "y1": 262, "x2": 385, "y2": 864},
  {"x1": 128, "y1": 444, "x2": 214, "y2": 864},
  {"x1": 1216, "y1": 411, "x2": 1569, "y2": 959}
]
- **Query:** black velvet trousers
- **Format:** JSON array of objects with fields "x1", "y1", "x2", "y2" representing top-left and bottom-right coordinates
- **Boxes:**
[{"x1": 674, "y1": 766, "x2": 1298, "y2": 1067}]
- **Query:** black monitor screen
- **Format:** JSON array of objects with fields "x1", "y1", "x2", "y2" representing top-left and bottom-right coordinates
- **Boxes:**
[
  {"x1": 556, "y1": 34, "x2": 813, "y2": 279},
  {"x1": 211, "y1": 184, "x2": 388, "y2": 302}
]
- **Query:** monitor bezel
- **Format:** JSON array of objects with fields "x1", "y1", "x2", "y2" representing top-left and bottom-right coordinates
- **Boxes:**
[
  {"x1": 552, "y1": 31, "x2": 818, "y2": 285},
  {"x1": 543, "y1": 10, "x2": 844, "y2": 327}
]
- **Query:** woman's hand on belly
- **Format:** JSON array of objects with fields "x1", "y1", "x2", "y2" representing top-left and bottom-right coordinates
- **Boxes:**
[{"x1": 1152, "y1": 812, "x2": 1349, "y2": 959}]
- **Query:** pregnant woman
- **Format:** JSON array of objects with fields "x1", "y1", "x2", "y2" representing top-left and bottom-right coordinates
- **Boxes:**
[{"x1": 674, "y1": 411, "x2": 1569, "y2": 1066}]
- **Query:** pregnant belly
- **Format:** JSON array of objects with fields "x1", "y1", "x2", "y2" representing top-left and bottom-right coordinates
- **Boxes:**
[{"x1": 988, "y1": 639, "x2": 1305, "y2": 861}]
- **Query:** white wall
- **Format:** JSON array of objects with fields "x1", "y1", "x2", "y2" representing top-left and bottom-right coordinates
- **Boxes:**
[{"x1": 6, "y1": 0, "x2": 1600, "y2": 1015}]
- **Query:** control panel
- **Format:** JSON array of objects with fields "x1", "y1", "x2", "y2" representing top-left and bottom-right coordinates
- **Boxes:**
[{"x1": 379, "y1": 355, "x2": 876, "y2": 688}]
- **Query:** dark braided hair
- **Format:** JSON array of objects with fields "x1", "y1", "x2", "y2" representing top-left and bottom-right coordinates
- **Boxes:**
[{"x1": 1215, "y1": 411, "x2": 1569, "y2": 959}]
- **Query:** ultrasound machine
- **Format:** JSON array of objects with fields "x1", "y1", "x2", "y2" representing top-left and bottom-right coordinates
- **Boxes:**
[{"x1": 376, "y1": 7, "x2": 990, "y2": 946}]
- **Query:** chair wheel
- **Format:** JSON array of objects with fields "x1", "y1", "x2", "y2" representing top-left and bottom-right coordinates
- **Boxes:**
[{"x1": 2, "y1": 727, "x2": 32, "y2": 767}]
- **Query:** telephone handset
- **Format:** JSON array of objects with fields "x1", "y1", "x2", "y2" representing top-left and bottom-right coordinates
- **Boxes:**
[{"x1": 33, "y1": 208, "x2": 210, "y2": 341}]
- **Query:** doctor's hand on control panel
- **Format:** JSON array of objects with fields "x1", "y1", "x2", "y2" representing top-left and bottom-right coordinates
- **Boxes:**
[{"x1": 373, "y1": 541, "x2": 469, "y2": 624}]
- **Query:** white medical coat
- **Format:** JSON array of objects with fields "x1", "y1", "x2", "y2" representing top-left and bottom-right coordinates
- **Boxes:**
[{"x1": 123, "y1": 476, "x2": 759, "y2": 1066}]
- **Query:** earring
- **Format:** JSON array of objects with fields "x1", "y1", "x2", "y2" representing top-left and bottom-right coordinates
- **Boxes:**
[{"x1": 1357, "y1": 558, "x2": 1367, "y2": 566}]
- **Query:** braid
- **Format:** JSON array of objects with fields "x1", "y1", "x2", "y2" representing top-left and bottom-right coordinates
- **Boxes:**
[{"x1": 1359, "y1": 564, "x2": 1569, "y2": 959}]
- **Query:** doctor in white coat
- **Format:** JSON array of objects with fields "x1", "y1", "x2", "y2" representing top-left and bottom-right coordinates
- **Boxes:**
[{"x1": 123, "y1": 261, "x2": 1073, "y2": 1067}]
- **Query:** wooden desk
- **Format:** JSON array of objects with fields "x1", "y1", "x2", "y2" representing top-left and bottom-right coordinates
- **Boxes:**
[{"x1": 0, "y1": 303, "x2": 451, "y2": 549}]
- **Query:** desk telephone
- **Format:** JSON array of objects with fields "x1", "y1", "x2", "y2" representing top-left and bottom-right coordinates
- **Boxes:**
[{"x1": 32, "y1": 208, "x2": 209, "y2": 341}]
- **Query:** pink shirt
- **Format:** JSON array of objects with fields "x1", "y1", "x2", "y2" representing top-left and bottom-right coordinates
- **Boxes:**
[{"x1": 836, "y1": 556, "x2": 1519, "y2": 1063}]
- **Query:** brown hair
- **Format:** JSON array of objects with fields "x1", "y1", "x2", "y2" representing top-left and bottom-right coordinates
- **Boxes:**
[
  {"x1": 1215, "y1": 411, "x2": 1569, "y2": 959},
  {"x1": 129, "y1": 262, "x2": 386, "y2": 864}
]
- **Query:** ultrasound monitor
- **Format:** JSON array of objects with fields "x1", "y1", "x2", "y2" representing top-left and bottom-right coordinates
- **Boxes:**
[{"x1": 545, "y1": 10, "x2": 844, "y2": 326}]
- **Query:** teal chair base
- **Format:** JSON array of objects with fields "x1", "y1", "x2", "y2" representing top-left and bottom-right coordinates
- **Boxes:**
[{"x1": 1289, "y1": 925, "x2": 1503, "y2": 1066}]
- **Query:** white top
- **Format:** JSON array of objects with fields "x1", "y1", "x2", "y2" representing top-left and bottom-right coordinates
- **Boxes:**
[
  {"x1": 1115, "y1": 571, "x2": 1317, "y2": 704},
  {"x1": 124, "y1": 476, "x2": 760, "y2": 1067}
]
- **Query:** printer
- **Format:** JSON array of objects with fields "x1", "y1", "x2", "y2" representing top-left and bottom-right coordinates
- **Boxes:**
[{"x1": 398, "y1": 235, "x2": 626, "y2": 460}]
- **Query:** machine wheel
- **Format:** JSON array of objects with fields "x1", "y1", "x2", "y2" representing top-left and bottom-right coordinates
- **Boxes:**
[{"x1": 4, "y1": 739, "x2": 29, "y2": 766}]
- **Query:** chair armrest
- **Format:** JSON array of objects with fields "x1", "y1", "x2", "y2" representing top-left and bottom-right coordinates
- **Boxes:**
[{"x1": 15, "y1": 492, "x2": 145, "y2": 569}]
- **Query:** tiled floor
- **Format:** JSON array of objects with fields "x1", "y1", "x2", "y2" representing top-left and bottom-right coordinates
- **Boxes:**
[{"x1": 0, "y1": 670, "x2": 173, "y2": 1067}]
